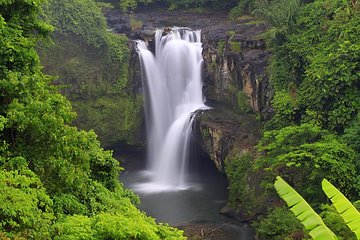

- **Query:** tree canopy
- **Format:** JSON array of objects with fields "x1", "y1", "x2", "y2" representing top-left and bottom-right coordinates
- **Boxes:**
[
  {"x1": 225, "y1": 0, "x2": 360, "y2": 239},
  {"x1": 0, "y1": 0, "x2": 184, "y2": 238}
]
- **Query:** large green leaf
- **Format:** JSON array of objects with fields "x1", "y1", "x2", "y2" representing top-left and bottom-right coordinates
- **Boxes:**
[
  {"x1": 322, "y1": 179, "x2": 360, "y2": 239},
  {"x1": 274, "y1": 176, "x2": 337, "y2": 240}
]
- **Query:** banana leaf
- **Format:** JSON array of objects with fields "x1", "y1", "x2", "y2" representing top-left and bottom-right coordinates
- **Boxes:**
[
  {"x1": 322, "y1": 179, "x2": 360, "y2": 239},
  {"x1": 274, "y1": 176, "x2": 337, "y2": 240}
]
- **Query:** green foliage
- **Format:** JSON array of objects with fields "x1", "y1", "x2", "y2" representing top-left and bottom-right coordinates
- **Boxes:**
[
  {"x1": 274, "y1": 176, "x2": 338, "y2": 240},
  {"x1": 236, "y1": 90, "x2": 252, "y2": 113},
  {"x1": 225, "y1": 149, "x2": 265, "y2": 219},
  {"x1": 53, "y1": 215, "x2": 96, "y2": 240},
  {"x1": 7, "y1": 99, "x2": 121, "y2": 194},
  {"x1": 53, "y1": 194, "x2": 89, "y2": 216},
  {"x1": 266, "y1": 0, "x2": 360, "y2": 132},
  {"x1": 217, "y1": 40, "x2": 226, "y2": 55},
  {"x1": 253, "y1": 0, "x2": 301, "y2": 43},
  {"x1": 53, "y1": 212, "x2": 185, "y2": 239},
  {"x1": 354, "y1": 201, "x2": 360, "y2": 212},
  {"x1": 119, "y1": 0, "x2": 154, "y2": 11},
  {"x1": 229, "y1": 40, "x2": 241, "y2": 52},
  {"x1": 266, "y1": 47, "x2": 300, "y2": 93},
  {"x1": 265, "y1": 90, "x2": 298, "y2": 130},
  {"x1": 257, "y1": 124, "x2": 357, "y2": 200},
  {"x1": 228, "y1": 0, "x2": 256, "y2": 18},
  {"x1": 72, "y1": 95, "x2": 143, "y2": 146},
  {"x1": 0, "y1": 169, "x2": 54, "y2": 239},
  {"x1": 225, "y1": 150, "x2": 253, "y2": 207},
  {"x1": 263, "y1": 48, "x2": 302, "y2": 130},
  {"x1": 103, "y1": 32, "x2": 130, "y2": 87},
  {"x1": 39, "y1": 0, "x2": 143, "y2": 147},
  {"x1": 49, "y1": 184, "x2": 182, "y2": 239},
  {"x1": 229, "y1": 0, "x2": 360, "y2": 238},
  {"x1": 320, "y1": 205, "x2": 356, "y2": 240},
  {"x1": 322, "y1": 179, "x2": 360, "y2": 239},
  {"x1": 129, "y1": 14, "x2": 143, "y2": 30},
  {"x1": 166, "y1": 0, "x2": 238, "y2": 11},
  {"x1": 46, "y1": 0, "x2": 107, "y2": 48},
  {"x1": 275, "y1": 177, "x2": 360, "y2": 239},
  {"x1": 253, "y1": 207, "x2": 306, "y2": 240},
  {"x1": 343, "y1": 114, "x2": 360, "y2": 155},
  {"x1": 45, "y1": 0, "x2": 129, "y2": 83},
  {"x1": 0, "y1": 0, "x2": 185, "y2": 238},
  {"x1": 0, "y1": 0, "x2": 53, "y2": 39},
  {"x1": 343, "y1": 114, "x2": 360, "y2": 192},
  {"x1": 0, "y1": 2, "x2": 52, "y2": 77}
]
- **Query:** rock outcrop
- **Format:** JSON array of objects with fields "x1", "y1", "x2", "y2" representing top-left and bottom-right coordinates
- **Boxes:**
[
  {"x1": 201, "y1": 17, "x2": 270, "y2": 114},
  {"x1": 195, "y1": 106, "x2": 260, "y2": 171}
]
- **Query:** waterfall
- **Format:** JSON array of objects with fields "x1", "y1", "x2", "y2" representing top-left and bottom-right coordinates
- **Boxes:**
[{"x1": 136, "y1": 28, "x2": 209, "y2": 193}]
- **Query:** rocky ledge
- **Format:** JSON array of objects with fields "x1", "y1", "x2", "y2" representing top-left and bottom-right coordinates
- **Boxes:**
[{"x1": 195, "y1": 105, "x2": 260, "y2": 172}]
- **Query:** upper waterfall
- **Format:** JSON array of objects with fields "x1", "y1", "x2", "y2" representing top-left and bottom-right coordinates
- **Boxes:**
[{"x1": 136, "y1": 28, "x2": 209, "y2": 193}]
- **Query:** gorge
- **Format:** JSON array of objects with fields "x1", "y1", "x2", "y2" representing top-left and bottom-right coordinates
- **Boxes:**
[
  {"x1": 109, "y1": 6, "x2": 269, "y2": 237},
  {"x1": 120, "y1": 26, "x2": 256, "y2": 238},
  {"x1": 38, "y1": 4, "x2": 270, "y2": 236}
]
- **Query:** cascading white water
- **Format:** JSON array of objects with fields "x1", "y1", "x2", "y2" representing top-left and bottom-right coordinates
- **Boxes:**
[{"x1": 136, "y1": 28, "x2": 209, "y2": 193}]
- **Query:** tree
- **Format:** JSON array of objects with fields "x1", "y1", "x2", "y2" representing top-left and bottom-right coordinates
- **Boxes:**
[
  {"x1": 257, "y1": 123, "x2": 357, "y2": 200},
  {"x1": 253, "y1": 0, "x2": 301, "y2": 43},
  {"x1": 274, "y1": 176, "x2": 360, "y2": 239},
  {"x1": 322, "y1": 179, "x2": 360, "y2": 239},
  {"x1": 0, "y1": 0, "x2": 185, "y2": 238}
]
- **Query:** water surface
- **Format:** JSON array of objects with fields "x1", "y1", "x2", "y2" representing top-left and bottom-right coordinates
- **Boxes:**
[{"x1": 119, "y1": 151, "x2": 254, "y2": 239}]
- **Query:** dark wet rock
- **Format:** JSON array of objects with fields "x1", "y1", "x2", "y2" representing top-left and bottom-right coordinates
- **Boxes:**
[
  {"x1": 221, "y1": 205, "x2": 241, "y2": 220},
  {"x1": 194, "y1": 106, "x2": 260, "y2": 172},
  {"x1": 202, "y1": 24, "x2": 271, "y2": 119}
]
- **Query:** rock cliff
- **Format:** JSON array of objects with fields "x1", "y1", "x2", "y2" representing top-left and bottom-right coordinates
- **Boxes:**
[
  {"x1": 195, "y1": 106, "x2": 260, "y2": 171},
  {"x1": 106, "y1": 7, "x2": 270, "y2": 170}
]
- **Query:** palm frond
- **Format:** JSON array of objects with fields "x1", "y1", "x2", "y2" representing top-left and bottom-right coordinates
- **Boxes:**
[
  {"x1": 274, "y1": 176, "x2": 338, "y2": 240},
  {"x1": 322, "y1": 179, "x2": 360, "y2": 239}
]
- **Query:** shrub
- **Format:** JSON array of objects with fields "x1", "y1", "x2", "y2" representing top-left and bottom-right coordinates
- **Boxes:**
[
  {"x1": 257, "y1": 123, "x2": 357, "y2": 201},
  {"x1": 253, "y1": 207, "x2": 306, "y2": 240}
]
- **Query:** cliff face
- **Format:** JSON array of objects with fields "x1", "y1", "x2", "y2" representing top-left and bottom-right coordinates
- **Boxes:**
[
  {"x1": 106, "y1": 7, "x2": 270, "y2": 170},
  {"x1": 195, "y1": 106, "x2": 260, "y2": 171},
  {"x1": 202, "y1": 28, "x2": 270, "y2": 115},
  {"x1": 199, "y1": 19, "x2": 270, "y2": 170}
]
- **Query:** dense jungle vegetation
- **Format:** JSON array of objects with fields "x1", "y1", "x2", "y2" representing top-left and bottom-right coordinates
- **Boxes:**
[
  {"x1": 0, "y1": 0, "x2": 184, "y2": 239},
  {"x1": 224, "y1": 0, "x2": 360, "y2": 239},
  {"x1": 38, "y1": 0, "x2": 143, "y2": 147},
  {"x1": 1, "y1": 0, "x2": 360, "y2": 239},
  {"x1": 118, "y1": 0, "x2": 360, "y2": 238}
]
